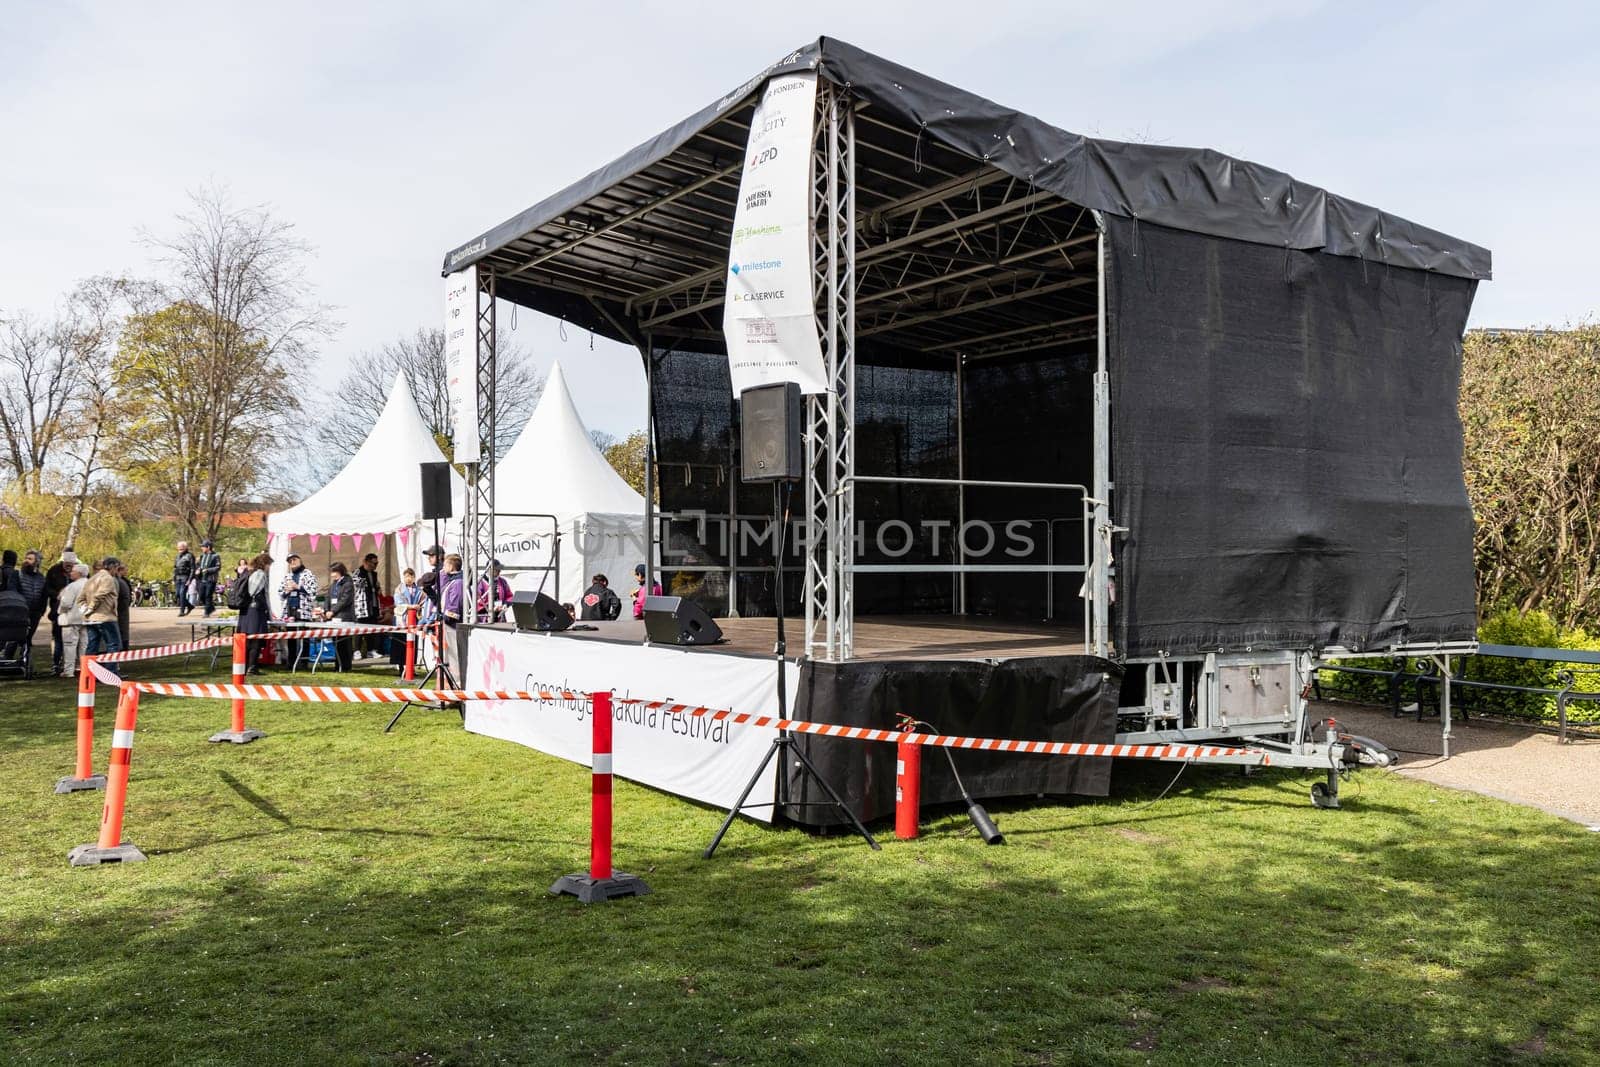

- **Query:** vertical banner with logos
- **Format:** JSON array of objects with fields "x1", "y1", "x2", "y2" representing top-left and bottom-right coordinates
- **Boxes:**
[
  {"x1": 723, "y1": 72, "x2": 827, "y2": 396},
  {"x1": 445, "y1": 266, "x2": 480, "y2": 463}
]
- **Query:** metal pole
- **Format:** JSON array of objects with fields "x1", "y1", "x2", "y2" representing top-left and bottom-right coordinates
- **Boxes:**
[
  {"x1": 839, "y1": 92, "x2": 857, "y2": 659},
  {"x1": 824, "y1": 84, "x2": 841, "y2": 661},
  {"x1": 956, "y1": 353, "x2": 966, "y2": 616},
  {"x1": 643, "y1": 334, "x2": 656, "y2": 604},
  {"x1": 1438, "y1": 653, "x2": 1453, "y2": 758},
  {"x1": 1091, "y1": 221, "x2": 1111, "y2": 657},
  {"x1": 727, "y1": 399, "x2": 740, "y2": 618},
  {"x1": 467, "y1": 270, "x2": 497, "y2": 625}
]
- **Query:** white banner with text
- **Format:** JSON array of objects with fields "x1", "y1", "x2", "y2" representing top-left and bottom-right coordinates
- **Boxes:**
[
  {"x1": 444, "y1": 267, "x2": 479, "y2": 463},
  {"x1": 723, "y1": 72, "x2": 826, "y2": 396},
  {"x1": 463, "y1": 629, "x2": 792, "y2": 820}
]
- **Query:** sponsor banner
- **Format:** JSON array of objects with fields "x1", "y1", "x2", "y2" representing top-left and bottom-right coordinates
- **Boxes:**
[
  {"x1": 445, "y1": 267, "x2": 479, "y2": 463},
  {"x1": 464, "y1": 629, "x2": 792, "y2": 821},
  {"x1": 723, "y1": 72, "x2": 827, "y2": 396}
]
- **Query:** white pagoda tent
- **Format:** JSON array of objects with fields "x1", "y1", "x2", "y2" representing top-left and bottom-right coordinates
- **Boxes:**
[
  {"x1": 493, "y1": 361, "x2": 646, "y2": 606},
  {"x1": 265, "y1": 373, "x2": 464, "y2": 613}
]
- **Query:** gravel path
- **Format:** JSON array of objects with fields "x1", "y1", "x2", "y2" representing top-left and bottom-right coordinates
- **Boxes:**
[{"x1": 1315, "y1": 699, "x2": 1600, "y2": 829}]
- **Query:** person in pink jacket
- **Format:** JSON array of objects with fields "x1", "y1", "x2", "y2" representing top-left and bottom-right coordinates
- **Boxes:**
[{"x1": 631, "y1": 563, "x2": 661, "y2": 619}]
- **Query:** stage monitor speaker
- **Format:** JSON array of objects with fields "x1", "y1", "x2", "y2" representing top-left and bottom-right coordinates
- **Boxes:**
[
  {"x1": 420, "y1": 462, "x2": 453, "y2": 520},
  {"x1": 510, "y1": 590, "x2": 571, "y2": 632},
  {"x1": 740, "y1": 382, "x2": 803, "y2": 482},
  {"x1": 642, "y1": 595, "x2": 724, "y2": 646}
]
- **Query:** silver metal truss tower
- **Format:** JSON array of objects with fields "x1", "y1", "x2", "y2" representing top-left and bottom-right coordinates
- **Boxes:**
[
  {"x1": 464, "y1": 270, "x2": 497, "y2": 624},
  {"x1": 802, "y1": 82, "x2": 857, "y2": 662}
]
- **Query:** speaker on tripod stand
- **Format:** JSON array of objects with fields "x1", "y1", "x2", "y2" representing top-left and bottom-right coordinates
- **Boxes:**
[
  {"x1": 389, "y1": 462, "x2": 459, "y2": 733},
  {"x1": 702, "y1": 382, "x2": 878, "y2": 857}
]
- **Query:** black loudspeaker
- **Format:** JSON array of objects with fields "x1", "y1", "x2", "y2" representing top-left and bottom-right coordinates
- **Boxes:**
[
  {"x1": 420, "y1": 462, "x2": 453, "y2": 520},
  {"x1": 740, "y1": 382, "x2": 803, "y2": 482},
  {"x1": 642, "y1": 595, "x2": 724, "y2": 646},
  {"x1": 510, "y1": 590, "x2": 571, "y2": 632}
]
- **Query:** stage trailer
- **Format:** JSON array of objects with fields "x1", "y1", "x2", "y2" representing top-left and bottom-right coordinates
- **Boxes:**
[{"x1": 443, "y1": 37, "x2": 1488, "y2": 821}]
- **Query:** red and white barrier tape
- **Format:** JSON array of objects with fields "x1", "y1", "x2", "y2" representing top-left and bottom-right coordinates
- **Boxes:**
[
  {"x1": 85, "y1": 658, "x2": 123, "y2": 687},
  {"x1": 129, "y1": 682, "x2": 572, "y2": 704},
  {"x1": 254, "y1": 625, "x2": 429, "y2": 642},
  {"x1": 93, "y1": 637, "x2": 232, "y2": 664},
  {"x1": 124, "y1": 682, "x2": 1267, "y2": 764}
]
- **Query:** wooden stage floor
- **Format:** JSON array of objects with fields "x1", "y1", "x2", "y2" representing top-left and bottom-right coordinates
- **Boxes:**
[{"x1": 494, "y1": 615, "x2": 1086, "y2": 662}]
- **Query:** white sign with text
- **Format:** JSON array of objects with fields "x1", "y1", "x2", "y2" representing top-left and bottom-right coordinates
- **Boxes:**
[
  {"x1": 464, "y1": 629, "x2": 793, "y2": 821},
  {"x1": 723, "y1": 72, "x2": 827, "y2": 396},
  {"x1": 444, "y1": 267, "x2": 479, "y2": 463}
]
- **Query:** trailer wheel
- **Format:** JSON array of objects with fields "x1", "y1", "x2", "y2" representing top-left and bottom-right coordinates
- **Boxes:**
[{"x1": 1310, "y1": 781, "x2": 1340, "y2": 810}]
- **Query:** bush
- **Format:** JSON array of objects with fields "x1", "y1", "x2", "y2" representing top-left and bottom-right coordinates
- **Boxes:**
[{"x1": 1319, "y1": 609, "x2": 1600, "y2": 725}]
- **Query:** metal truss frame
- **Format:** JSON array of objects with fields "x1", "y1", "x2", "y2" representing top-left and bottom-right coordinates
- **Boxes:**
[
  {"x1": 803, "y1": 82, "x2": 857, "y2": 661},
  {"x1": 464, "y1": 270, "x2": 497, "y2": 624}
]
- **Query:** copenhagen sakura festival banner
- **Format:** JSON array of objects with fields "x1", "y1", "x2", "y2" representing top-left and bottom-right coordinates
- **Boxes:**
[
  {"x1": 444, "y1": 266, "x2": 479, "y2": 464},
  {"x1": 464, "y1": 629, "x2": 794, "y2": 821},
  {"x1": 722, "y1": 72, "x2": 828, "y2": 396}
]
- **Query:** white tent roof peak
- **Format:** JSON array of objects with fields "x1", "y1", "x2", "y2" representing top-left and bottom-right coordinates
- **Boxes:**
[
  {"x1": 267, "y1": 372, "x2": 464, "y2": 536},
  {"x1": 495, "y1": 359, "x2": 643, "y2": 517}
]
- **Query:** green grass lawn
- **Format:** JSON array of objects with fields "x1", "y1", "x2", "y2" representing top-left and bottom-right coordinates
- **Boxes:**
[{"x1": 3, "y1": 657, "x2": 1597, "y2": 1066}]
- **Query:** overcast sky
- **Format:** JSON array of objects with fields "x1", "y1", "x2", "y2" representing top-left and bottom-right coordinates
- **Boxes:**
[{"x1": 3, "y1": 1, "x2": 1596, "y2": 437}]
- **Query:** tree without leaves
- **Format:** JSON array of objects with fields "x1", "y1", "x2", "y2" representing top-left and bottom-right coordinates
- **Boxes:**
[
  {"x1": 110, "y1": 188, "x2": 333, "y2": 540},
  {"x1": 55, "y1": 276, "x2": 133, "y2": 549},
  {"x1": 316, "y1": 327, "x2": 541, "y2": 475},
  {"x1": 0, "y1": 312, "x2": 80, "y2": 494}
]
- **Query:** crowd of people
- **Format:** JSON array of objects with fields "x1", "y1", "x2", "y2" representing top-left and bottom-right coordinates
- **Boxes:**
[
  {"x1": 0, "y1": 547, "x2": 134, "y2": 675},
  {"x1": 0, "y1": 533, "x2": 667, "y2": 680}
]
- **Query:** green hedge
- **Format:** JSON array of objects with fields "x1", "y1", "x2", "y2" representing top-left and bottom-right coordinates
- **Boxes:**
[{"x1": 1317, "y1": 610, "x2": 1600, "y2": 726}]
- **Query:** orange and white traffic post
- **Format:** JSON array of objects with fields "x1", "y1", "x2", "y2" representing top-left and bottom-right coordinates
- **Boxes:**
[
  {"x1": 550, "y1": 690, "x2": 651, "y2": 903},
  {"x1": 209, "y1": 632, "x2": 264, "y2": 744},
  {"x1": 55, "y1": 658, "x2": 107, "y2": 794},
  {"x1": 403, "y1": 604, "x2": 419, "y2": 681},
  {"x1": 68, "y1": 685, "x2": 147, "y2": 865}
]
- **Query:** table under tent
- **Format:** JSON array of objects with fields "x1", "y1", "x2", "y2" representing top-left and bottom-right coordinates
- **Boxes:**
[
  {"x1": 265, "y1": 373, "x2": 465, "y2": 616},
  {"x1": 442, "y1": 38, "x2": 1490, "y2": 815}
]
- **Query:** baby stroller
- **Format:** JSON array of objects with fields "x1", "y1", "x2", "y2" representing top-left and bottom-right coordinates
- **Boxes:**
[{"x1": 0, "y1": 589, "x2": 34, "y2": 679}]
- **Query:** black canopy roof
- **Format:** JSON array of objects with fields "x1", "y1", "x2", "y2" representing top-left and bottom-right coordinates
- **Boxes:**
[{"x1": 444, "y1": 37, "x2": 1489, "y2": 349}]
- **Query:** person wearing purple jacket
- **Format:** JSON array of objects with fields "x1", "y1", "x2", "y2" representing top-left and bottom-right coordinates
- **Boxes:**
[{"x1": 438, "y1": 554, "x2": 464, "y2": 678}]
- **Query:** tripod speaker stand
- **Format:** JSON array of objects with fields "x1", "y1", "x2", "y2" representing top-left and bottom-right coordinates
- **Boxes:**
[
  {"x1": 703, "y1": 384, "x2": 879, "y2": 857},
  {"x1": 388, "y1": 477, "x2": 461, "y2": 732}
]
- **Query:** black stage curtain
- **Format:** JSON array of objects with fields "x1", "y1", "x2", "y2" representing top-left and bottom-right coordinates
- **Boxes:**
[
  {"x1": 788, "y1": 653, "x2": 1120, "y2": 825},
  {"x1": 1105, "y1": 216, "x2": 1479, "y2": 656}
]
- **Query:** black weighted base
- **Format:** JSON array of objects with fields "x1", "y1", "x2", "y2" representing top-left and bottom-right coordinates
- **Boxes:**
[
  {"x1": 549, "y1": 872, "x2": 652, "y2": 903},
  {"x1": 68, "y1": 842, "x2": 147, "y2": 867}
]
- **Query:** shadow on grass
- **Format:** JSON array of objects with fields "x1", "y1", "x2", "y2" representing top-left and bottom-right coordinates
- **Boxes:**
[{"x1": 8, "y1": 779, "x2": 1597, "y2": 1064}]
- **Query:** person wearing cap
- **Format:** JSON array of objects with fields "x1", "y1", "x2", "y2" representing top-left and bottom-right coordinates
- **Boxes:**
[
  {"x1": 56, "y1": 561, "x2": 90, "y2": 675},
  {"x1": 631, "y1": 563, "x2": 662, "y2": 620},
  {"x1": 474, "y1": 559, "x2": 512, "y2": 623},
  {"x1": 44, "y1": 548, "x2": 78, "y2": 675},
  {"x1": 82, "y1": 556, "x2": 123, "y2": 658},
  {"x1": 194, "y1": 538, "x2": 223, "y2": 618},
  {"x1": 416, "y1": 544, "x2": 445, "y2": 612}
]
